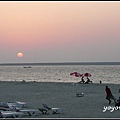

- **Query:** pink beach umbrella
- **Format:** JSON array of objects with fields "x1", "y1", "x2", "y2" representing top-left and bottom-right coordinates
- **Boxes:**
[
  {"x1": 83, "y1": 73, "x2": 92, "y2": 77},
  {"x1": 70, "y1": 72, "x2": 83, "y2": 77}
]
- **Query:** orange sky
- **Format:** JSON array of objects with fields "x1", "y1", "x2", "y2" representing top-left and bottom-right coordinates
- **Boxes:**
[{"x1": 0, "y1": 1, "x2": 120, "y2": 63}]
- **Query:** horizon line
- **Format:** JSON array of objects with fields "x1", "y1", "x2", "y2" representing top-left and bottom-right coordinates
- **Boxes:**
[{"x1": 0, "y1": 62, "x2": 120, "y2": 66}]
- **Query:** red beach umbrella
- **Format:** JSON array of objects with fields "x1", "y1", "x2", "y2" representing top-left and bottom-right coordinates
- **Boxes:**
[
  {"x1": 70, "y1": 72, "x2": 83, "y2": 77},
  {"x1": 83, "y1": 73, "x2": 92, "y2": 77}
]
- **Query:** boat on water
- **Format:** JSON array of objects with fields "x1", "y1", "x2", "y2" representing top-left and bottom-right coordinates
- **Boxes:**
[{"x1": 23, "y1": 66, "x2": 32, "y2": 68}]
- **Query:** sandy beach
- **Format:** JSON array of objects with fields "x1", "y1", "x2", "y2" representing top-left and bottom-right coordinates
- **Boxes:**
[{"x1": 0, "y1": 81, "x2": 120, "y2": 118}]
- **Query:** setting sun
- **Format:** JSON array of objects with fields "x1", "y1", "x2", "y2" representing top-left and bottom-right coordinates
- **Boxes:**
[{"x1": 17, "y1": 52, "x2": 23, "y2": 58}]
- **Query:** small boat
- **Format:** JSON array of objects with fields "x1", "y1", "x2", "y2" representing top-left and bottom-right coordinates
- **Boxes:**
[{"x1": 23, "y1": 66, "x2": 32, "y2": 68}]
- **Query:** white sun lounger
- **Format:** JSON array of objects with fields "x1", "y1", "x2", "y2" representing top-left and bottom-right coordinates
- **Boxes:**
[
  {"x1": 0, "y1": 101, "x2": 27, "y2": 111},
  {"x1": 7, "y1": 101, "x2": 39, "y2": 116},
  {"x1": 7, "y1": 101, "x2": 27, "y2": 109},
  {"x1": 0, "y1": 111, "x2": 24, "y2": 118},
  {"x1": 39, "y1": 104, "x2": 64, "y2": 114},
  {"x1": 0, "y1": 102, "x2": 11, "y2": 111},
  {"x1": 19, "y1": 109, "x2": 39, "y2": 116}
]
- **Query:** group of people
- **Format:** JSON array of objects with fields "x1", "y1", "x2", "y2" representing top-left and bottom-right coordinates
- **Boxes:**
[
  {"x1": 78, "y1": 76, "x2": 93, "y2": 84},
  {"x1": 105, "y1": 85, "x2": 120, "y2": 107}
]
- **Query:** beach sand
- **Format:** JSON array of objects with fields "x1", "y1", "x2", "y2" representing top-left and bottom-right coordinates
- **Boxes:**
[{"x1": 0, "y1": 81, "x2": 120, "y2": 118}]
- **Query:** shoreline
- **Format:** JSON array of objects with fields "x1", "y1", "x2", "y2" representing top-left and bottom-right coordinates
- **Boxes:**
[{"x1": 0, "y1": 80, "x2": 120, "y2": 85}]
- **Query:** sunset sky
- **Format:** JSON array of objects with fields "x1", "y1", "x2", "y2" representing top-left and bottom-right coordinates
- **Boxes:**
[{"x1": 0, "y1": 1, "x2": 120, "y2": 63}]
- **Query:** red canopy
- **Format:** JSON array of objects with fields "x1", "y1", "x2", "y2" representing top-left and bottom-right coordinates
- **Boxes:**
[
  {"x1": 83, "y1": 73, "x2": 92, "y2": 77},
  {"x1": 70, "y1": 72, "x2": 83, "y2": 77}
]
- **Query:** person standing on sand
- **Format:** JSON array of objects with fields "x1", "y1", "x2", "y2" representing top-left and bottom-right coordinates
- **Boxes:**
[{"x1": 105, "y1": 85, "x2": 116, "y2": 104}]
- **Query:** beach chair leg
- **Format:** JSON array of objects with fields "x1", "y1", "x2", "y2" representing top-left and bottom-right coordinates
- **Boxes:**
[
  {"x1": 52, "y1": 109, "x2": 62, "y2": 114},
  {"x1": 39, "y1": 108, "x2": 48, "y2": 114},
  {"x1": 52, "y1": 110, "x2": 58, "y2": 114},
  {"x1": 27, "y1": 112, "x2": 32, "y2": 116}
]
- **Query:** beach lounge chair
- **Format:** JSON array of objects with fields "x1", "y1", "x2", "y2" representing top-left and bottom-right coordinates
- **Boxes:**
[
  {"x1": 0, "y1": 111, "x2": 24, "y2": 118},
  {"x1": 19, "y1": 109, "x2": 39, "y2": 116},
  {"x1": 0, "y1": 101, "x2": 39, "y2": 117},
  {"x1": 0, "y1": 102, "x2": 11, "y2": 111},
  {"x1": 0, "y1": 101, "x2": 27, "y2": 111},
  {"x1": 8, "y1": 101, "x2": 39, "y2": 116},
  {"x1": 7, "y1": 101, "x2": 27, "y2": 109},
  {"x1": 39, "y1": 104, "x2": 64, "y2": 114}
]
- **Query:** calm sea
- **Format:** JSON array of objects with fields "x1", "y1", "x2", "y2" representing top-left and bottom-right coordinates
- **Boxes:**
[{"x1": 0, "y1": 62, "x2": 120, "y2": 84}]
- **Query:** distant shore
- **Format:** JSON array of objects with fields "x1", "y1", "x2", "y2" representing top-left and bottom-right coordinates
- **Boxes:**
[{"x1": 0, "y1": 81, "x2": 120, "y2": 118}]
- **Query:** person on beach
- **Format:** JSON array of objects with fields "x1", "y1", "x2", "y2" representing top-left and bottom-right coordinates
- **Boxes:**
[
  {"x1": 81, "y1": 76, "x2": 85, "y2": 83},
  {"x1": 79, "y1": 76, "x2": 85, "y2": 83},
  {"x1": 115, "y1": 96, "x2": 120, "y2": 108},
  {"x1": 85, "y1": 77, "x2": 92, "y2": 84},
  {"x1": 105, "y1": 85, "x2": 116, "y2": 104},
  {"x1": 118, "y1": 89, "x2": 120, "y2": 93}
]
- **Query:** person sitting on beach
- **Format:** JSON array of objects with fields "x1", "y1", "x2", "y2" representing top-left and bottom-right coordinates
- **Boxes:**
[
  {"x1": 115, "y1": 96, "x2": 120, "y2": 108},
  {"x1": 85, "y1": 77, "x2": 92, "y2": 84},
  {"x1": 78, "y1": 76, "x2": 85, "y2": 84},
  {"x1": 118, "y1": 89, "x2": 120, "y2": 93},
  {"x1": 105, "y1": 85, "x2": 116, "y2": 105}
]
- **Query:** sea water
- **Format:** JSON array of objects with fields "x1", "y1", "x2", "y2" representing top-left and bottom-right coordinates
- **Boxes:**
[{"x1": 0, "y1": 64, "x2": 120, "y2": 84}]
